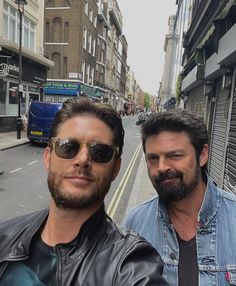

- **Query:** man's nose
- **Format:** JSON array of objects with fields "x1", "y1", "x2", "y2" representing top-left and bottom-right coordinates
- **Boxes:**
[
  {"x1": 156, "y1": 157, "x2": 171, "y2": 173},
  {"x1": 73, "y1": 145, "x2": 90, "y2": 166}
]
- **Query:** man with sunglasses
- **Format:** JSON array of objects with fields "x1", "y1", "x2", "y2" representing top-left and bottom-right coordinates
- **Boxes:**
[{"x1": 0, "y1": 98, "x2": 167, "y2": 285}]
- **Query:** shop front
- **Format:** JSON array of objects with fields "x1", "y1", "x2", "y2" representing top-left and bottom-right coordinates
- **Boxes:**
[
  {"x1": 80, "y1": 83, "x2": 102, "y2": 102},
  {"x1": 43, "y1": 81, "x2": 102, "y2": 103},
  {"x1": 0, "y1": 49, "x2": 49, "y2": 132}
]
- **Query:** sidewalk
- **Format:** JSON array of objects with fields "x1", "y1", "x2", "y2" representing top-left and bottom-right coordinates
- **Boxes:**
[
  {"x1": 125, "y1": 153, "x2": 157, "y2": 214},
  {"x1": 0, "y1": 131, "x2": 29, "y2": 151}
]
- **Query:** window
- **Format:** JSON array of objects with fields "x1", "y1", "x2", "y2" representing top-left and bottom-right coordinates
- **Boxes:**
[
  {"x1": 64, "y1": 22, "x2": 69, "y2": 42},
  {"x1": 89, "y1": 8, "x2": 93, "y2": 22},
  {"x1": 3, "y1": 2, "x2": 36, "y2": 51},
  {"x1": 64, "y1": 0, "x2": 71, "y2": 6},
  {"x1": 52, "y1": 17, "x2": 62, "y2": 42},
  {"x1": 51, "y1": 53, "x2": 61, "y2": 78},
  {"x1": 101, "y1": 42, "x2": 106, "y2": 63},
  {"x1": 9, "y1": 82, "x2": 18, "y2": 104},
  {"x1": 92, "y1": 38, "x2": 96, "y2": 56},
  {"x1": 93, "y1": 15, "x2": 97, "y2": 27},
  {"x1": 46, "y1": 0, "x2": 53, "y2": 7},
  {"x1": 86, "y1": 65, "x2": 90, "y2": 84},
  {"x1": 45, "y1": 21, "x2": 50, "y2": 42},
  {"x1": 0, "y1": 80, "x2": 6, "y2": 115},
  {"x1": 90, "y1": 67, "x2": 94, "y2": 85},
  {"x1": 81, "y1": 61, "x2": 86, "y2": 82},
  {"x1": 84, "y1": 1, "x2": 88, "y2": 15},
  {"x1": 83, "y1": 27, "x2": 87, "y2": 49},
  {"x1": 88, "y1": 33, "x2": 92, "y2": 53},
  {"x1": 63, "y1": 57, "x2": 68, "y2": 78}
]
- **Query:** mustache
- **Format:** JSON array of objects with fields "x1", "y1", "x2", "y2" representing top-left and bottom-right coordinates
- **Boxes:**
[
  {"x1": 154, "y1": 170, "x2": 183, "y2": 184},
  {"x1": 64, "y1": 169, "x2": 94, "y2": 180}
]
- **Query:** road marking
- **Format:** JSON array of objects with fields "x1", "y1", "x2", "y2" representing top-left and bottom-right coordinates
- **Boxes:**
[
  {"x1": 10, "y1": 168, "x2": 22, "y2": 173},
  {"x1": 28, "y1": 160, "x2": 37, "y2": 166},
  {"x1": 107, "y1": 143, "x2": 142, "y2": 218}
]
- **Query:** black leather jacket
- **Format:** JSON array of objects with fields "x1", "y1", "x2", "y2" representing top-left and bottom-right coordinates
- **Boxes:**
[{"x1": 0, "y1": 207, "x2": 168, "y2": 285}]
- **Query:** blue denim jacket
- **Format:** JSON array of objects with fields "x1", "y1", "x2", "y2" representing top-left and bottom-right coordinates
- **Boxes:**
[{"x1": 124, "y1": 177, "x2": 236, "y2": 285}]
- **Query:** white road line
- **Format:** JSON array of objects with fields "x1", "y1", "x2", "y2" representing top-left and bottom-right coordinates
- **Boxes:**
[
  {"x1": 28, "y1": 160, "x2": 37, "y2": 166},
  {"x1": 10, "y1": 168, "x2": 22, "y2": 174},
  {"x1": 107, "y1": 144, "x2": 142, "y2": 218}
]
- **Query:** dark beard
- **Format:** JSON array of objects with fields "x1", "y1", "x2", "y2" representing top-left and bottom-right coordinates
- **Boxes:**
[
  {"x1": 152, "y1": 168, "x2": 200, "y2": 202},
  {"x1": 47, "y1": 171, "x2": 111, "y2": 210}
]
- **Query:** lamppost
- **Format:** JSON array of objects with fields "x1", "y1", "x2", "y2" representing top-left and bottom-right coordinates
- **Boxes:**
[{"x1": 15, "y1": 0, "x2": 28, "y2": 139}]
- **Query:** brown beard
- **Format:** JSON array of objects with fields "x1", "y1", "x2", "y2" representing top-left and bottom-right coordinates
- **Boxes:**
[
  {"x1": 152, "y1": 167, "x2": 201, "y2": 202},
  {"x1": 47, "y1": 170, "x2": 111, "y2": 210}
]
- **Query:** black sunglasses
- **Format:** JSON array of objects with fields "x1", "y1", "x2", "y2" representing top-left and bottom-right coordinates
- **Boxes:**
[{"x1": 49, "y1": 137, "x2": 119, "y2": 163}]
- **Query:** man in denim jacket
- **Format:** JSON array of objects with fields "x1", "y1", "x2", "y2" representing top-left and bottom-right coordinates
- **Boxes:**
[{"x1": 124, "y1": 110, "x2": 236, "y2": 286}]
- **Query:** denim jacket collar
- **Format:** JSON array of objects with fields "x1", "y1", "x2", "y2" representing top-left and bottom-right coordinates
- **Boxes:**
[{"x1": 198, "y1": 178, "x2": 222, "y2": 227}]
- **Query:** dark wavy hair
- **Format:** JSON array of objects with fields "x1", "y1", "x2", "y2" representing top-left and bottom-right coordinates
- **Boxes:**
[
  {"x1": 50, "y1": 97, "x2": 124, "y2": 158},
  {"x1": 141, "y1": 110, "x2": 209, "y2": 174}
]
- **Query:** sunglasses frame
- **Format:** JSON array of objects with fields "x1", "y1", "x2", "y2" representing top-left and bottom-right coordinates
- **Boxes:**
[{"x1": 48, "y1": 137, "x2": 119, "y2": 163}]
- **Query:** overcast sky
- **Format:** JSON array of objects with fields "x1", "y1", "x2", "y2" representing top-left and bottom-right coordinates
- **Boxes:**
[{"x1": 117, "y1": 0, "x2": 177, "y2": 95}]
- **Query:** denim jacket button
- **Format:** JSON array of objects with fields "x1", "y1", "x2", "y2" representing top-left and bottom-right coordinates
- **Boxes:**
[{"x1": 170, "y1": 253, "x2": 176, "y2": 260}]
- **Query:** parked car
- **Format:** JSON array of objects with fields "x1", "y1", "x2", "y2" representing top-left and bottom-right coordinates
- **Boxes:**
[{"x1": 27, "y1": 101, "x2": 62, "y2": 143}]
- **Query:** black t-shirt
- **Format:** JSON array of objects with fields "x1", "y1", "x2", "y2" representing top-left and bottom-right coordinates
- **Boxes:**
[
  {"x1": 177, "y1": 232, "x2": 199, "y2": 286},
  {"x1": 0, "y1": 235, "x2": 57, "y2": 286}
]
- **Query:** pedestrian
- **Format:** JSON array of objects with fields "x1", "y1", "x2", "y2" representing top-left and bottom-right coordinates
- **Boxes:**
[
  {"x1": 124, "y1": 110, "x2": 236, "y2": 285},
  {"x1": 0, "y1": 98, "x2": 167, "y2": 285}
]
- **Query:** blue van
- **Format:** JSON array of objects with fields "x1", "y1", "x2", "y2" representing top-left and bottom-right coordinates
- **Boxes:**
[{"x1": 27, "y1": 101, "x2": 63, "y2": 143}]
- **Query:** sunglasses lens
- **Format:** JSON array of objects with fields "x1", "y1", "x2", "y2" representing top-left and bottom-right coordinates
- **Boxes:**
[
  {"x1": 55, "y1": 139, "x2": 80, "y2": 159},
  {"x1": 90, "y1": 143, "x2": 115, "y2": 163}
]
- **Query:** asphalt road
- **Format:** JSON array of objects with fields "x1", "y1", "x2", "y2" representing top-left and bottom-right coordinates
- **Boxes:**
[{"x1": 0, "y1": 115, "x2": 143, "y2": 225}]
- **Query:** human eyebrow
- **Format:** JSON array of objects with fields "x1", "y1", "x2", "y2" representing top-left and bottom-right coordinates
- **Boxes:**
[
  {"x1": 165, "y1": 150, "x2": 185, "y2": 157},
  {"x1": 146, "y1": 153, "x2": 159, "y2": 160}
]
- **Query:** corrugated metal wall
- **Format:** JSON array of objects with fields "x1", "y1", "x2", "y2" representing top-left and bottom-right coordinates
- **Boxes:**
[
  {"x1": 186, "y1": 86, "x2": 207, "y2": 121},
  {"x1": 224, "y1": 70, "x2": 236, "y2": 193},
  {"x1": 208, "y1": 79, "x2": 230, "y2": 187}
]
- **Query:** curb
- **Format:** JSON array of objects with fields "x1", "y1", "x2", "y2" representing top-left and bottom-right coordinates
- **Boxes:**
[{"x1": 0, "y1": 140, "x2": 29, "y2": 151}]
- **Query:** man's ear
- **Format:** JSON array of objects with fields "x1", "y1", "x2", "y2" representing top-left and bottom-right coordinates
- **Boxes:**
[
  {"x1": 200, "y1": 144, "x2": 209, "y2": 167},
  {"x1": 111, "y1": 158, "x2": 121, "y2": 181},
  {"x1": 43, "y1": 147, "x2": 51, "y2": 170}
]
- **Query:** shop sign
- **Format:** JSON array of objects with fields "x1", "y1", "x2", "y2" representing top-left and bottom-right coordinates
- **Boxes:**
[
  {"x1": 44, "y1": 81, "x2": 80, "y2": 95},
  {"x1": 0, "y1": 63, "x2": 19, "y2": 77},
  {"x1": 80, "y1": 84, "x2": 96, "y2": 97}
]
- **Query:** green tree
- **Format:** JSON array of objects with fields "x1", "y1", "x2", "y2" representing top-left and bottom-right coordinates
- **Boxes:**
[
  {"x1": 144, "y1": 93, "x2": 152, "y2": 109},
  {"x1": 176, "y1": 74, "x2": 182, "y2": 104}
]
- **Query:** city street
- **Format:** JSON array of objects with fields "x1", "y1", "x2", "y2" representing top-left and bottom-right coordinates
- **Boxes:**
[{"x1": 0, "y1": 115, "x2": 143, "y2": 225}]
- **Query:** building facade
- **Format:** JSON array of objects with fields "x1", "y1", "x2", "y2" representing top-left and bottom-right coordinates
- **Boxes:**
[
  {"x1": 43, "y1": 0, "x2": 128, "y2": 110},
  {"x1": 160, "y1": 15, "x2": 178, "y2": 111},
  {"x1": 44, "y1": 0, "x2": 99, "y2": 102},
  {"x1": 172, "y1": 0, "x2": 236, "y2": 193},
  {"x1": 0, "y1": 0, "x2": 53, "y2": 132}
]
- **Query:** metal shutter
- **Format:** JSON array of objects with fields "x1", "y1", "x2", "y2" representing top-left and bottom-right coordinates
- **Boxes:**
[
  {"x1": 208, "y1": 85, "x2": 230, "y2": 187},
  {"x1": 186, "y1": 86, "x2": 207, "y2": 121},
  {"x1": 224, "y1": 75, "x2": 236, "y2": 193}
]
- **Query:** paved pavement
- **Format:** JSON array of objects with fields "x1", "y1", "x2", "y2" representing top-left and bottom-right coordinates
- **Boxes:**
[
  {"x1": 0, "y1": 131, "x2": 157, "y2": 214},
  {"x1": 0, "y1": 131, "x2": 29, "y2": 151}
]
